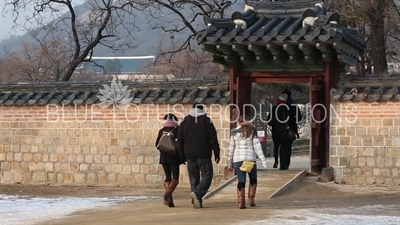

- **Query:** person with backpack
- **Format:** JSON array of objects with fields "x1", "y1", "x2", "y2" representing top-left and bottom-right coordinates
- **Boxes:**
[
  {"x1": 155, "y1": 113, "x2": 182, "y2": 207},
  {"x1": 227, "y1": 115, "x2": 268, "y2": 209}
]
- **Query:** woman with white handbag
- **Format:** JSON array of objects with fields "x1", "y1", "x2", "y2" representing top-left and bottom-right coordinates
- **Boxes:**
[{"x1": 227, "y1": 115, "x2": 268, "y2": 209}]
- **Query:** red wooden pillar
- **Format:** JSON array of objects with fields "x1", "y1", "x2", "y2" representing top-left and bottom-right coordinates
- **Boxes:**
[
  {"x1": 310, "y1": 77, "x2": 323, "y2": 173},
  {"x1": 227, "y1": 62, "x2": 252, "y2": 179},
  {"x1": 320, "y1": 59, "x2": 339, "y2": 180},
  {"x1": 229, "y1": 63, "x2": 251, "y2": 127},
  {"x1": 229, "y1": 63, "x2": 239, "y2": 128},
  {"x1": 237, "y1": 76, "x2": 251, "y2": 115}
]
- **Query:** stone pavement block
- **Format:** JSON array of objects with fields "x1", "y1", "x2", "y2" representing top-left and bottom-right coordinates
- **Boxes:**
[{"x1": 206, "y1": 170, "x2": 306, "y2": 201}]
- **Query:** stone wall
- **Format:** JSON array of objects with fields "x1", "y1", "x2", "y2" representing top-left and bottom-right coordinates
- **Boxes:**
[
  {"x1": 330, "y1": 101, "x2": 400, "y2": 186},
  {"x1": 0, "y1": 104, "x2": 231, "y2": 186}
]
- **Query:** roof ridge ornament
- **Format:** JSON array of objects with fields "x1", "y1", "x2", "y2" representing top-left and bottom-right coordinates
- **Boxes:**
[
  {"x1": 244, "y1": 4, "x2": 254, "y2": 12},
  {"x1": 302, "y1": 17, "x2": 318, "y2": 28},
  {"x1": 315, "y1": 2, "x2": 324, "y2": 9},
  {"x1": 233, "y1": 19, "x2": 247, "y2": 30},
  {"x1": 351, "y1": 88, "x2": 358, "y2": 95}
]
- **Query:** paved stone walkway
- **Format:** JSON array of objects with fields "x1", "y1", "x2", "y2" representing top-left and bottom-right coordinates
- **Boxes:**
[
  {"x1": 206, "y1": 170, "x2": 305, "y2": 201},
  {"x1": 43, "y1": 170, "x2": 305, "y2": 225}
]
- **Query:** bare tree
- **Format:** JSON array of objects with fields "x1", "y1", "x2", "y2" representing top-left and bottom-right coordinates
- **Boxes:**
[
  {"x1": 330, "y1": 0, "x2": 400, "y2": 75},
  {"x1": 70, "y1": 70, "x2": 113, "y2": 81},
  {"x1": 0, "y1": 42, "x2": 59, "y2": 82},
  {"x1": 387, "y1": 0, "x2": 400, "y2": 63},
  {"x1": 138, "y1": 0, "x2": 236, "y2": 58},
  {"x1": 140, "y1": 36, "x2": 223, "y2": 78},
  {"x1": 26, "y1": 24, "x2": 74, "y2": 81},
  {"x1": 4, "y1": 0, "x2": 141, "y2": 81},
  {"x1": 366, "y1": 0, "x2": 388, "y2": 74},
  {"x1": 132, "y1": 1, "x2": 237, "y2": 79}
]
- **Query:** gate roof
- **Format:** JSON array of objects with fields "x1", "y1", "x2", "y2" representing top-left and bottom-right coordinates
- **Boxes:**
[{"x1": 196, "y1": 0, "x2": 366, "y2": 72}]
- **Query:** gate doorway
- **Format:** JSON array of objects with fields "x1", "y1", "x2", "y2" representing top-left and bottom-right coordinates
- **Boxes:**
[{"x1": 229, "y1": 67, "x2": 333, "y2": 173}]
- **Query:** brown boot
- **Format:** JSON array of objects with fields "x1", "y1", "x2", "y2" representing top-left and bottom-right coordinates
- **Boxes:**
[
  {"x1": 166, "y1": 179, "x2": 179, "y2": 207},
  {"x1": 237, "y1": 187, "x2": 246, "y2": 209},
  {"x1": 163, "y1": 181, "x2": 171, "y2": 206},
  {"x1": 248, "y1": 183, "x2": 257, "y2": 207}
]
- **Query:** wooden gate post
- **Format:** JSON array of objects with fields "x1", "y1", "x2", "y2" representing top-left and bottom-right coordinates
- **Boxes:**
[
  {"x1": 229, "y1": 63, "x2": 251, "y2": 125},
  {"x1": 310, "y1": 77, "x2": 323, "y2": 173},
  {"x1": 320, "y1": 60, "x2": 340, "y2": 181},
  {"x1": 229, "y1": 63, "x2": 239, "y2": 129}
]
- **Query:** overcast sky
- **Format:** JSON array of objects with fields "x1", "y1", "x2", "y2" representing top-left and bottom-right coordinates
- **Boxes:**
[
  {"x1": 0, "y1": 2, "x2": 20, "y2": 40},
  {"x1": 0, "y1": 2, "x2": 49, "y2": 40},
  {"x1": 0, "y1": 1, "x2": 86, "y2": 40}
]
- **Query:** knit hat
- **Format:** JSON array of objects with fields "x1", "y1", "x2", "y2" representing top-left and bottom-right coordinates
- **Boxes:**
[
  {"x1": 192, "y1": 102, "x2": 204, "y2": 111},
  {"x1": 282, "y1": 89, "x2": 291, "y2": 98},
  {"x1": 163, "y1": 113, "x2": 178, "y2": 121}
]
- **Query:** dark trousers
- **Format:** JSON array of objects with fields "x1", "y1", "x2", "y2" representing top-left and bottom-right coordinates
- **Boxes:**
[
  {"x1": 162, "y1": 164, "x2": 180, "y2": 181},
  {"x1": 187, "y1": 158, "x2": 213, "y2": 200},
  {"x1": 273, "y1": 141, "x2": 292, "y2": 169}
]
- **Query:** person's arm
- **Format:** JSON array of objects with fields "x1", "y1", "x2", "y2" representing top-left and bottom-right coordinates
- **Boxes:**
[
  {"x1": 267, "y1": 109, "x2": 276, "y2": 126},
  {"x1": 177, "y1": 124, "x2": 185, "y2": 162},
  {"x1": 296, "y1": 105, "x2": 302, "y2": 122},
  {"x1": 206, "y1": 117, "x2": 220, "y2": 160},
  {"x1": 252, "y1": 137, "x2": 267, "y2": 168},
  {"x1": 227, "y1": 135, "x2": 235, "y2": 169},
  {"x1": 286, "y1": 108, "x2": 299, "y2": 133},
  {"x1": 289, "y1": 98, "x2": 302, "y2": 123}
]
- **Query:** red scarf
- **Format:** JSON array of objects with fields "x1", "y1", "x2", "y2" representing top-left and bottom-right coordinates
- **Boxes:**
[{"x1": 276, "y1": 99, "x2": 286, "y2": 105}]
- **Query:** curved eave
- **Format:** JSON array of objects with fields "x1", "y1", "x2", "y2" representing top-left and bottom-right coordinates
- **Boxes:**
[{"x1": 197, "y1": 1, "x2": 366, "y2": 66}]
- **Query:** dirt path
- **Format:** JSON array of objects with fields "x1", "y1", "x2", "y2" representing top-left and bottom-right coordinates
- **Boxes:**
[{"x1": 2, "y1": 176, "x2": 399, "y2": 225}]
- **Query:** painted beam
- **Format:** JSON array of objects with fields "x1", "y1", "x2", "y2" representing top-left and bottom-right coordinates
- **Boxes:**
[
  {"x1": 249, "y1": 71, "x2": 323, "y2": 78},
  {"x1": 249, "y1": 77, "x2": 311, "y2": 83}
]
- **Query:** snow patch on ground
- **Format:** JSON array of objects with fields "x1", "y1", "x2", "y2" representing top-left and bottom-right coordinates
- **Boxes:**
[
  {"x1": 236, "y1": 205, "x2": 400, "y2": 225},
  {"x1": 0, "y1": 194, "x2": 159, "y2": 225}
]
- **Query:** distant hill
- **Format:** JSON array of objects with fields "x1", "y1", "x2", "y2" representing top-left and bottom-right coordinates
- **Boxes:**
[
  {"x1": 0, "y1": 2, "x2": 244, "y2": 72},
  {"x1": 83, "y1": 59, "x2": 153, "y2": 73}
]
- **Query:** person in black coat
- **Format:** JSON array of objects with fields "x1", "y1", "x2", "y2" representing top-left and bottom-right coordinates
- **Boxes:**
[
  {"x1": 177, "y1": 103, "x2": 220, "y2": 209},
  {"x1": 155, "y1": 113, "x2": 182, "y2": 207},
  {"x1": 267, "y1": 94, "x2": 298, "y2": 170},
  {"x1": 282, "y1": 89, "x2": 303, "y2": 124}
]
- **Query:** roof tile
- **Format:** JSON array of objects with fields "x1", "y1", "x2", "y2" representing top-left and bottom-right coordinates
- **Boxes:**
[
  {"x1": 331, "y1": 75, "x2": 400, "y2": 102},
  {"x1": 197, "y1": 0, "x2": 365, "y2": 66},
  {"x1": 0, "y1": 78, "x2": 229, "y2": 106}
]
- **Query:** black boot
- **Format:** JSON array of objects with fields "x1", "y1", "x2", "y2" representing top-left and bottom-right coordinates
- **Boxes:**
[{"x1": 273, "y1": 142, "x2": 279, "y2": 169}]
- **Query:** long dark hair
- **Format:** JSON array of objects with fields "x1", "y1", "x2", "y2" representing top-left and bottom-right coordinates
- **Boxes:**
[{"x1": 238, "y1": 115, "x2": 256, "y2": 139}]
